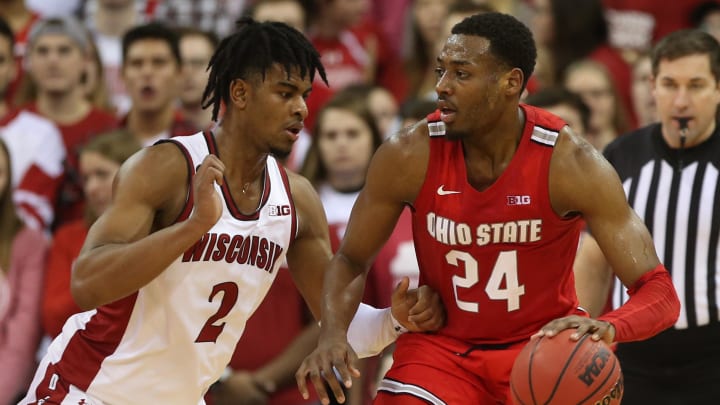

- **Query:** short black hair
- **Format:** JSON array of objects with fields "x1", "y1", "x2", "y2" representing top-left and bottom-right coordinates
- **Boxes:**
[
  {"x1": 691, "y1": 1, "x2": 720, "y2": 28},
  {"x1": 652, "y1": 29, "x2": 720, "y2": 82},
  {"x1": 122, "y1": 22, "x2": 182, "y2": 66},
  {"x1": 452, "y1": 12, "x2": 536, "y2": 91},
  {"x1": 0, "y1": 17, "x2": 14, "y2": 51},
  {"x1": 202, "y1": 17, "x2": 327, "y2": 121}
]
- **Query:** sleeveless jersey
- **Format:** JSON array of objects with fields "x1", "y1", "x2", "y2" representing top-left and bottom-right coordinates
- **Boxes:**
[
  {"x1": 412, "y1": 105, "x2": 583, "y2": 345},
  {"x1": 35, "y1": 131, "x2": 296, "y2": 404}
]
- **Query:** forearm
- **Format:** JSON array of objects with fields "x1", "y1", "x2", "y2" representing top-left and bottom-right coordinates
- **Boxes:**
[
  {"x1": 574, "y1": 233, "x2": 613, "y2": 317},
  {"x1": 598, "y1": 265, "x2": 680, "y2": 342},
  {"x1": 320, "y1": 253, "x2": 369, "y2": 336},
  {"x1": 72, "y1": 219, "x2": 209, "y2": 309}
]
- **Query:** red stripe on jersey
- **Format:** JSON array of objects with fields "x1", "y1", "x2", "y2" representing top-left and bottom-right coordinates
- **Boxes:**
[
  {"x1": 158, "y1": 139, "x2": 196, "y2": 223},
  {"x1": 277, "y1": 162, "x2": 297, "y2": 242},
  {"x1": 52, "y1": 294, "x2": 138, "y2": 391},
  {"x1": 30, "y1": 362, "x2": 73, "y2": 403}
]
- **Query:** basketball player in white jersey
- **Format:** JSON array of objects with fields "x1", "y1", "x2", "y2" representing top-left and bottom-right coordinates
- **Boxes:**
[{"x1": 20, "y1": 18, "x2": 444, "y2": 405}]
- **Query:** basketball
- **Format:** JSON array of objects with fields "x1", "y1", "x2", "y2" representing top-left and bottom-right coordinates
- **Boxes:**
[{"x1": 510, "y1": 329, "x2": 623, "y2": 405}]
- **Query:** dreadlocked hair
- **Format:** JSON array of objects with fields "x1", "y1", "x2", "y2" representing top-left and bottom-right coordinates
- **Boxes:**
[{"x1": 202, "y1": 17, "x2": 327, "y2": 121}]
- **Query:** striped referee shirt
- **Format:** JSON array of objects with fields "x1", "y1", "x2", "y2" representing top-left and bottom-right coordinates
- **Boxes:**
[{"x1": 603, "y1": 123, "x2": 720, "y2": 362}]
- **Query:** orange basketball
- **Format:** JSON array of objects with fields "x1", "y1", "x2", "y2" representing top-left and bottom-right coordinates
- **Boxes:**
[{"x1": 510, "y1": 329, "x2": 623, "y2": 405}]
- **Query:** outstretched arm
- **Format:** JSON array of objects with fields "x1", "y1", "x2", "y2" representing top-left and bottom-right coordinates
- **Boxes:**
[
  {"x1": 289, "y1": 128, "x2": 438, "y2": 404},
  {"x1": 541, "y1": 129, "x2": 679, "y2": 343}
]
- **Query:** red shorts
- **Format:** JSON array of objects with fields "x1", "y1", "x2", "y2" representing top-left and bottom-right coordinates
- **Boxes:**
[{"x1": 373, "y1": 333, "x2": 526, "y2": 405}]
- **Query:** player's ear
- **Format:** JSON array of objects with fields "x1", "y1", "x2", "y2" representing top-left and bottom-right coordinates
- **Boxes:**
[
  {"x1": 504, "y1": 67, "x2": 524, "y2": 97},
  {"x1": 229, "y1": 79, "x2": 248, "y2": 109}
]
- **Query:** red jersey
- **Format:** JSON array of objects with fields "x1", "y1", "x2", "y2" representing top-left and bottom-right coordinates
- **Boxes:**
[
  {"x1": 26, "y1": 104, "x2": 118, "y2": 226},
  {"x1": 43, "y1": 219, "x2": 87, "y2": 338},
  {"x1": 412, "y1": 105, "x2": 583, "y2": 345}
]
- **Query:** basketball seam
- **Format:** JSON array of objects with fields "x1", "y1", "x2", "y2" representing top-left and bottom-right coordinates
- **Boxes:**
[
  {"x1": 542, "y1": 334, "x2": 591, "y2": 405},
  {"x1": 510, "y1": 383, "x2": 529, "y2": 405},
  {"x1": 527, "y1": 337, "x2": 543, "y2": 405},
  {"x1": 575, "y1": 355, "x2": 619, "y2": 405}
]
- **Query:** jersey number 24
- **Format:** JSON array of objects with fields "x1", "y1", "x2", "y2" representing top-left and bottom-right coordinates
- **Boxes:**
[{"x1": 446, "y1": 250, "x2": 525, "y2": 312}]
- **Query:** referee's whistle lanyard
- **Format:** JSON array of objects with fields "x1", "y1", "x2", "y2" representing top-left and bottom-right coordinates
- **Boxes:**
[{"x1": 676, "y1": 118, "x2": 690, "y2": 172}]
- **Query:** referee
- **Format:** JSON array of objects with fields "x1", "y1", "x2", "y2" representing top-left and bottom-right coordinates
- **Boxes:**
[{"x1": 574, "y1": 29, "x2": 720, "y2": 404}]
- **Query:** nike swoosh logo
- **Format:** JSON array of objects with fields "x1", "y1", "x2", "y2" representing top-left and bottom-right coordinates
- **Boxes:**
[{"x1": 437, "y1": 185, "x2": 461, "y2": 195}]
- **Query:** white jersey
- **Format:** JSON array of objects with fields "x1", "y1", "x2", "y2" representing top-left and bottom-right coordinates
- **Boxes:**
[{"x1": 23, "y1": 131, "x2": 297, "y2": 405}]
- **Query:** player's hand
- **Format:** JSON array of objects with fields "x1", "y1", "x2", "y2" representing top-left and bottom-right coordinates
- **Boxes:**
[
  {"x1": 295, "y1": 329, "x2": 360, "y2": 405},
  {"x1": 211, "y1": 370, "x2": 268, "y2": 405},
  {"x1": 535, "y1": 315, "x2": 616, "y2": 344},
  {"x1": 391, "y1": 277, "x2": 445, "y2": 332},
  {"x1": 189, "y1": 154, "x2": 225, "y2": 231}
]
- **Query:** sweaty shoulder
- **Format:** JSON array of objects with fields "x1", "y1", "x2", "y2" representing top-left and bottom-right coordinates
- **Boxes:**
[
  {"x1": 115, "y1": 142, "x2": 190, "y2": 227},
  {"x1": 547, "y1": 125, "x2": 619, "y2": 217},
  {"x1": 370, "y1": 117, "x2": 431, "y2": 204}
]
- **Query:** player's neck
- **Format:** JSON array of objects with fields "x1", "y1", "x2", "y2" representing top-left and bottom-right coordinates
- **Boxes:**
[
  {"x1": 37, "y1": 90, "x2": 91, "y2": 125},
  {"x1": 213, "y1": 126, "x2": 268, "y2": 185}
]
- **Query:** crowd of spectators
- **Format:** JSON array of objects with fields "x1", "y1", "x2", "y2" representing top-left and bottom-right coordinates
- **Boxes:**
[{"x1": 0, "y1": 0, "x2": 714, "y2": 403}]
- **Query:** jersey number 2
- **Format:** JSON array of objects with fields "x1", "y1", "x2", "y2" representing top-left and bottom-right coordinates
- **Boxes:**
[
  {"x1": 447, "y1": 250, "x2": 525, "y2": 312},
  {"x1": 195, "y1": 282, "x2": 239, "y2": 343}
]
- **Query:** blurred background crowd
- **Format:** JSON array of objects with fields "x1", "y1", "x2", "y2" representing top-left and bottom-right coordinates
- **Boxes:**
[{"x1": 0, "y1": 0, "x2": 716, "y2": 404}]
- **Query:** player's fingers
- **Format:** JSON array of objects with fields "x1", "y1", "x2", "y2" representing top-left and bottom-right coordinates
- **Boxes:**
[
  {"x1": 308, "y1": 369, "x2": 333, "y2": 405},
  {"x1": 540, "y1": 316, "x2": 580, "y2": 338},
  {"x1": 295, "y1": 364, "x2": 312, "y2": 400},
  {"x1": 591, "y1": 320, "x2": 615, "y2": 343},
  {"x1": 408, "y1": 284, "x2": 437, "y2": 316},
  {"x1": 331, "y1": 358, "x2": 355, "y2": 389},
  {"x1": 322, "y1": 367, "x2": 346, "y2": 404},
  {"x1": 199, "y1": 155, "x2": 225, "y2": 180},
  {"x1": 392, "y1": 277, "x2": 410, "y2": 302},
  {"x1": 203, "y1": 154, "x2": 225, "y2": 171}
]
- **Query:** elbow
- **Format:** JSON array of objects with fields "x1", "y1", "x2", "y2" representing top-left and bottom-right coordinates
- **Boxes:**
[
  {"x1": 70, "y1": 278, "x2": 96, "y2": 311},
  {"x1": 70, "y1": 259, "x2": 99, "y2": 311}
]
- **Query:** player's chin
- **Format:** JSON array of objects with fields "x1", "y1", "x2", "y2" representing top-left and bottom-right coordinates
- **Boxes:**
[{"x1": 270, "y1": 146, "x2": 292, "y2": 160}]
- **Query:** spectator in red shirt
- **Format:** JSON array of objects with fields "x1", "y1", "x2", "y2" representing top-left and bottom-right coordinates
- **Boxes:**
[
  {"x1": 0, "y1": 16, "x2": 66, "y2": 232},
  {"x1": 18, "y1": 17, "x2": 118, "y2": 228}
]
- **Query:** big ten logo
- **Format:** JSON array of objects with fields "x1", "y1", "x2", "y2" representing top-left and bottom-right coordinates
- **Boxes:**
[
  {"x1": 269, "y1": 205, "x2": 291, "y2": 216},
  {"x1": 506, "y1": 195, "x2": 531, "y2": 206},
  {"x1": 578, "y1": 348, "x2": 611, "y2": 386}
]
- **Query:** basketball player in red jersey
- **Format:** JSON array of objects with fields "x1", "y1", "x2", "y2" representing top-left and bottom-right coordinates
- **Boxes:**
[{"x1": 296, "y1": 12, "x2": 680, "y2": 405}]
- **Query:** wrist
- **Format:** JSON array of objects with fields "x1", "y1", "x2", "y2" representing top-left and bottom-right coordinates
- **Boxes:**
[{"x1": 389, "y1": 308, "x2": 408, "y2": 335}]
